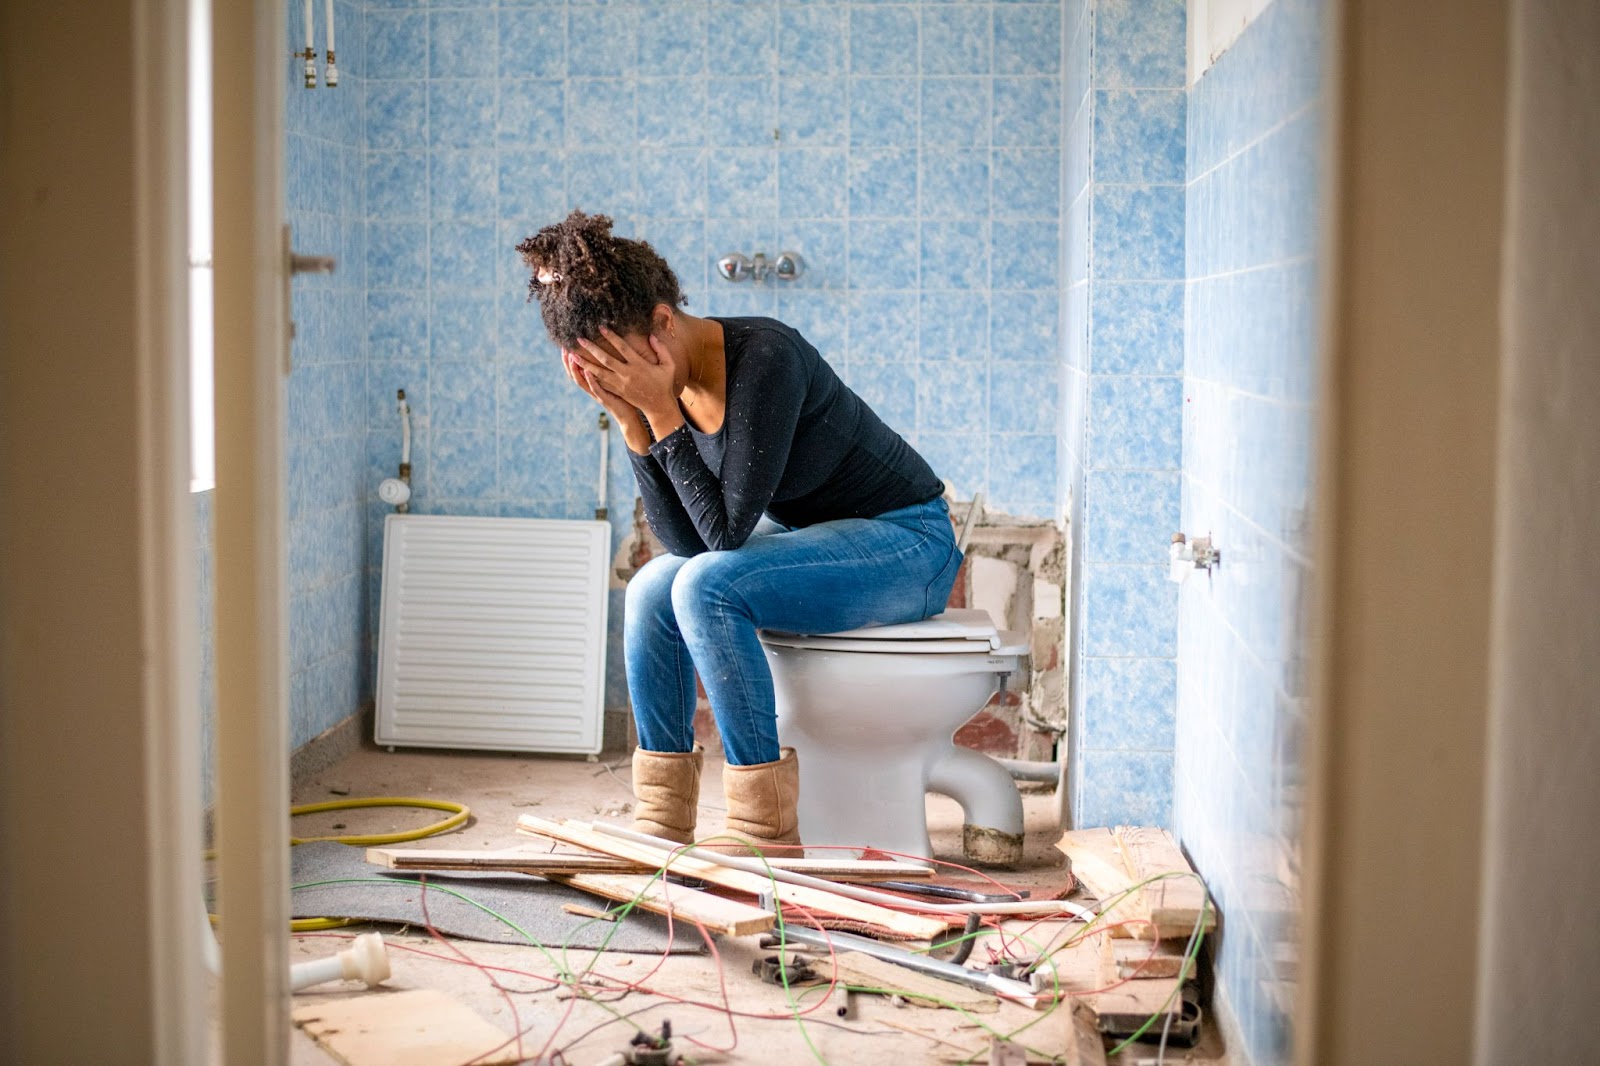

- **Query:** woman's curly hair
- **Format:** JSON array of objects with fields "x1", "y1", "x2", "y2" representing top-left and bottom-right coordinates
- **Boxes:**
[{"x1": 515, "y1": 210, "x2": 685, "y2": 347}]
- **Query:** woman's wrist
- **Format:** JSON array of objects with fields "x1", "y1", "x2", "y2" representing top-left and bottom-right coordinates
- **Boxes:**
[
  {"x1": 618, "y1": 409, "x2": 655, "y2": 455},
  {"x1": 641, "y1": 402, "x2": 685, "y2": 444}
]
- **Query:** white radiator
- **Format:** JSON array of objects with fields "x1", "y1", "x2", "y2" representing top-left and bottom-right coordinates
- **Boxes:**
[{"x1": 375, "y1": 514, "x2": 610, "y2": 754}]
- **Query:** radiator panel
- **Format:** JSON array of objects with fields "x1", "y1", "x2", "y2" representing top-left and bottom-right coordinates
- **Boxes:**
[{"x1": 375, "y1": 514, "x2": 610, "y2": 754}]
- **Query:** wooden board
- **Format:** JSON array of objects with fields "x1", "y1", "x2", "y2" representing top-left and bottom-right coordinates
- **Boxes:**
[
  {"x1": 291, "y1": 988, "x2": 522, "y2": 1066},
  {"x1": 1113, "y1": 827, "x2": 1214, "y2": 939},
  {"x1": 367, "y1": 845, "x2": 933, "y2": 882},
  {"x1": 552, "y1": 872, "x2": 775, "y2": 937},
  {"x1": 1055, "y1": 829, "x2": 1148, "y2": 938},
  {"x1": 1030, "y1": 930, "x2": 1181, "y2": 1034},
  {"x1": 1113, "y1": 938, "x2": 1193, "y2": 980},
  {"x1": 816, "y1": 950, "x2": 1000, "y2": 1013},
  {"x1": 1055, "y1": 828, "x2": 1214, "y2": 940},
  {"x1": 517, "y1": 816, "x2": 951, "y2": 941}
]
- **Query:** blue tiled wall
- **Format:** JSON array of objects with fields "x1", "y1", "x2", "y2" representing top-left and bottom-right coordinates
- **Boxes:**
[
  {"x1": 1062, "y1": 0, "x2": 1186, "y2": 829},
  {"x1": 358, "y1": 0, "x2": 1067, "y2": 712},
  {"x1": 1176, "y1": 0, "x2": 1323, "y2": 1062},
  {"x1": 285, "y1": 0, "x2": 371, "y2": 751}
]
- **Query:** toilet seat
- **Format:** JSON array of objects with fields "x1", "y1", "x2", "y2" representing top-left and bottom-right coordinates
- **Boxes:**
[{"x1": 760, "y1": 609, "x2": 1030, "y2": 656}]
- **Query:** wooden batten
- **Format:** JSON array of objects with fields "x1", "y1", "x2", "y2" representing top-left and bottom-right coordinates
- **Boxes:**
[{"x1": 516, "y1": 815, "x2": 951, "y2": 941}]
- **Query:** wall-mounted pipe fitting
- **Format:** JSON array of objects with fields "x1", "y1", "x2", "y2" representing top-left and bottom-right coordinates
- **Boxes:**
[{"x1": 717, "y1": 251, "x2": 805, "y2": 284}]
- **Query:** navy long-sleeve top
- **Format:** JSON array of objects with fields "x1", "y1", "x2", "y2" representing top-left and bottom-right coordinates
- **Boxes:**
[{"x1": 628, "y1": 317, "x2": 944, "y2": 557}]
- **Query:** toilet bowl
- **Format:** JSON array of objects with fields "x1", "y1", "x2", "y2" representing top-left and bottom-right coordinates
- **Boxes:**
[{"x1": 759, "y1": 609, "x2": 1030, "y2": 867}]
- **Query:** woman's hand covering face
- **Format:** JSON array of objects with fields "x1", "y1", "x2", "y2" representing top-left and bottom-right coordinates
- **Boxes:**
[{"x1": 568, "y1": 326, "x2": 678, "y2": 416}]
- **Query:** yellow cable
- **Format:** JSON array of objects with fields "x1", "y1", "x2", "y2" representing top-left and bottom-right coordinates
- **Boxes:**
[{"x1": 208, "y1": 796, "x2": 473, "y2": 933}]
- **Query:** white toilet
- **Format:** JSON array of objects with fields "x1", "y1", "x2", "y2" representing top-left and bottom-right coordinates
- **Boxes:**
[{"x1": 759, "y1": 608, "x2": 1030, "y2": 867}]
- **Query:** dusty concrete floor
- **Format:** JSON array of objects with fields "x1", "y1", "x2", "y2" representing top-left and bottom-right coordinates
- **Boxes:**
[{"x1": 278, "y1": 745, "x2": 1229, "y2": 1065}]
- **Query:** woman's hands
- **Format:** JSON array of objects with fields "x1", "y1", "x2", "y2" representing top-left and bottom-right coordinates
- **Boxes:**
[{"x1": 564, "y1": 326, "x2": 682, "y2": 455}]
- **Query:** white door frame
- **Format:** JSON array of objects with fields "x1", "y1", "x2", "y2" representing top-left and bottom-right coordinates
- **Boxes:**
[{"x1": 212, "y1": 0, "x2": 293, "y2": 1060}]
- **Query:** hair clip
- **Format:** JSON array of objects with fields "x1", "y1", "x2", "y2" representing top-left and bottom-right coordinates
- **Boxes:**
[{"x1": 536, "y1": 268, "x2": 563, "y2": 285}]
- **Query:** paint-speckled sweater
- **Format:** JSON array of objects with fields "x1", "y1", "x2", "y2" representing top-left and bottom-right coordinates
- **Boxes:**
[{"x1": 629, "y1": 317, "x2": 944, "y2": 557}]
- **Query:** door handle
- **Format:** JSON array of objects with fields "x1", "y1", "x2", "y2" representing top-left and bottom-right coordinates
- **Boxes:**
[{"x1": 290, "y1": 253, "x2": 336, "y2": 275}]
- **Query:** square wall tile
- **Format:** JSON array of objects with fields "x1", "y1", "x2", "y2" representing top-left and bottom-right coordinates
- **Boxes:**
[
  {"x1": 778, "y1": 149, "x2": 846, "y2": 219},
  {"x1": 639, "y1": 78, "x2": 708, "y2": 147},
  {"x1": 640, "y1": 4, "x2": 707, "y2": 77},
  {"x1": 917, "y1": 361, "x2": 986, "y2": 435},
  {"x1": 990, "y1": 291, "x2": 1060, "y2": 362},
  {"x1": 850, "y1": 149, "x2": 918, "y2": 218},
  {"x1": 1094, "y1": 89, "x2": 1186, "y2": 184},
  {"x1": 431, "y1": 221, "x2": 498, "y2": 289},
  {"x1": 1085, "y1": 469, "x2": 1181, "y2": 564},
  {"x1": 430, "y1": 151, "x2": 496, "y2": 220},
  {"x1": 850, "y1": 7, "x2": 918, "y2": 76},
  {"x1": 779, "y1": 77, "x2": 847, "y2": 146},
  {"x1": 922, "y1": 7, "x2": 991, "y2": 77},
  {"x1": 497, "y1": 149, "x2": 566, "y2": 220},
  {"x1": 1082, "y1": 656, "x2": 1178, "y2": 751},
  {"x1": 1092, "y1": 184, "x2": 1185, "y2": 280},
  {"x1": 367, "y1": 82, "x2": 427, "y2": 149},
  {"x1": 917, "y1": 433, "x2": 987, "y2": 500},
  {"x1": 707, "y1": 5, "x2": 775, "y2": 75},
  {"x1": 707, "y1": 79, "x2": 776, "y2": 147},
  {"x1": 430, "y1": 430, "x2": 499, "y2": 497},
  {"x1": 988, "y1": 433, "x2": 1057, "y2": 514},
  {"x1": 367, "y1": 151, "x2": 428, "y2": 219},
  {"x1": 498, "y1": 9, "x2": 564, "y2": 79},
  {"x1": 430, "y1": 11, "x2": 496, "y2": 80},
  {"x1": 849, "y1": 362, "x2": 917, "y2": 435},
  {"x1": 567, "y1": 78, "x2": 637, "y2": 147},
  {"x1": 1091, "y1": 281, "x2": 1184, "y2": 374},
  {"x1": 991, "y1": 366, "x2": 1059, "y2": 435},
  {"x1": 922, "y1": 78, "x2": 989, "y2": 148},
  {"x1": 994, "y1": 4, "x2": 1060, "y2": 76},
  {"x1": 993, "y1": 149, "x2": 1060, "y2": 219},
  {"x1": 848, "y1": 292, "x2": 918, "y2": 362},
  {"x1": 431, "y1": 292, "x2": 497, "y2": 361},
  {"x1": 780, "y1": 6, "x2": 845, "y2": 76},
  {"x1": 921, "y1": 150, "x2": 991, "y2": 220},
  {"x1": 991, "y1": 220, "x2": 1061, "y2": 290},
  {"x1": 367, "y1": 11, "x2": 426, "y2": 80},
  {"x1": 921, "y1": 220, "x2": 989, "y2": 290},
  {"x1": 849, "y1": 220, "x2": 918, "y2": 290},
  {"x1": 1088, "y1": 375, "x2": 1184, "y2": 471},
  {"x1": 428, "y1": 81, "x2": 496, "y2": 148},
  {"x1": 568, "y1": 7, "x2": 638, "y2": 69},
  {"x1": 849, "y1": 78, "x2": 917, "y2": 148},
  {"x1": 1078, "y1": 750, "x2": 1175, "y2": 828},
  {"x1": 640, "y1": 149, "x2": 709, "y2": 218},
  {"x1": 1094, "y1": 0, "x2": 1186, "y2": 89},
  {"x1": 919, "y1": 291, "x2": 989, "y2": 362},
  {"x1": 1083, "y1": 563, "x2": 1178, "y2": 658},
  {"x1": 993, "y1": 78, "x2": 1061, "y2": 148}
]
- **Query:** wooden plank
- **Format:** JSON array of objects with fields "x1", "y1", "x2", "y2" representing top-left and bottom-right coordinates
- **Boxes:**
[
  {"x1": 818, "y1": 950, "x2": 1000, "y2": 1013},
  {"x1": 367, "y1": 847, "x2": 647, "y2": 875},
  {"x1": 1113, "y1": 827, "x2": 1214, "y2": 938},
  {"x1": 1112, "y1": 938, "x2": 1192, "y2": 980},
  {"x1": 366, "y1": 846, "x2": 932, "y2": 881},
  {"x1": 1061, "y1": 1002, "x2": 1110, "y2": 1066},
  {"x1": 517, "y1": 815, "x2": 951, "y2": 941},
  {"x1": 551, "y1": 872, "x2": 775, "y2": 938},
  {"x1": 291, "y1": 989, "x2": 523, "y2": 1066},
  {"x1": 1055, "y1": 829, "x2": 1148, "y2": 938}
]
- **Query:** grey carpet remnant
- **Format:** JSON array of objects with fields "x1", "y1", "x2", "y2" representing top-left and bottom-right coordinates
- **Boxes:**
[{"x1": 281, "y1": 841, "x2": 702, "y2": 954}]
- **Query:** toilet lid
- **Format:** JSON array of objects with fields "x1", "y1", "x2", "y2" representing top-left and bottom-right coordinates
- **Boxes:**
[{"x1": 760, "y1": 609, "x2": 1030, "y2": 656}]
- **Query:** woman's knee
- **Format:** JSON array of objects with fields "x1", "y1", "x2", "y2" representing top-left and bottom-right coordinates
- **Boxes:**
[
  {"x1": 625, "y1": 552, "x2": 691, "y2": 623},
  {"x1": 669, "y1": 551, "x2": 745, "y2": 628}
]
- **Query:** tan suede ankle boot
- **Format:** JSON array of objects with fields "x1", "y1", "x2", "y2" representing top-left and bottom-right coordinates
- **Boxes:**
[
  {"x1": 707, "y1": 747, "x2": 803, "y2": 855},
  {"x1": 630, "y1": 746, "x2": 703, "y2": 845}
]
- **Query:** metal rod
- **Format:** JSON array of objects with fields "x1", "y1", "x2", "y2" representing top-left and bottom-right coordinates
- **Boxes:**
[{"x1": 770, "y1": 919, "x2": 1038, "y2": 1004}]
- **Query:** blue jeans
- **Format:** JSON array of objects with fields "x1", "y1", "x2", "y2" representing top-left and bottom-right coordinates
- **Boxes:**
[{"x1": 624, "y1": 496, "x2": 962, "y2": 766}]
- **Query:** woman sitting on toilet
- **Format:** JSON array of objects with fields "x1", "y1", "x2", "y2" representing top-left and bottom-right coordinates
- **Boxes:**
[{"x1": 517, "y1": 210, "x2": 962, "y2": 854}]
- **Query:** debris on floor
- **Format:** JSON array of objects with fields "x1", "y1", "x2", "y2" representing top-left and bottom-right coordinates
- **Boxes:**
[
  {"x1": 292, "y1": 753, "x2": 1223, "y2": 1065},
  {"x1": 291, "y1": 988, "x2": 527, "y2": 1066}
]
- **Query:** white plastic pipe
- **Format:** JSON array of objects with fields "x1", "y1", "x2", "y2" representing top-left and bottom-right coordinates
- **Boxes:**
[
  {"x1": 303, "y1": 0, "x2": 313, "y2": 51},
  {"x1": 596, "y1": 413, "x2": 609, "y2": 517},
  {"x1": 398, "y1": 391, "x2": 411, "y2": 465},
  {"x1": 199, "y1": 898, "x2": 390, "y2": 992},
  {"x1": 324, "y1": 0, "x2": 335, "y2": 53},
  {"x1": 324, "y1": 0, "x2": 339, "y2": 87},
  {"x1": 594, "y1": 823, "x2": 1097, "y2": 920}
]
